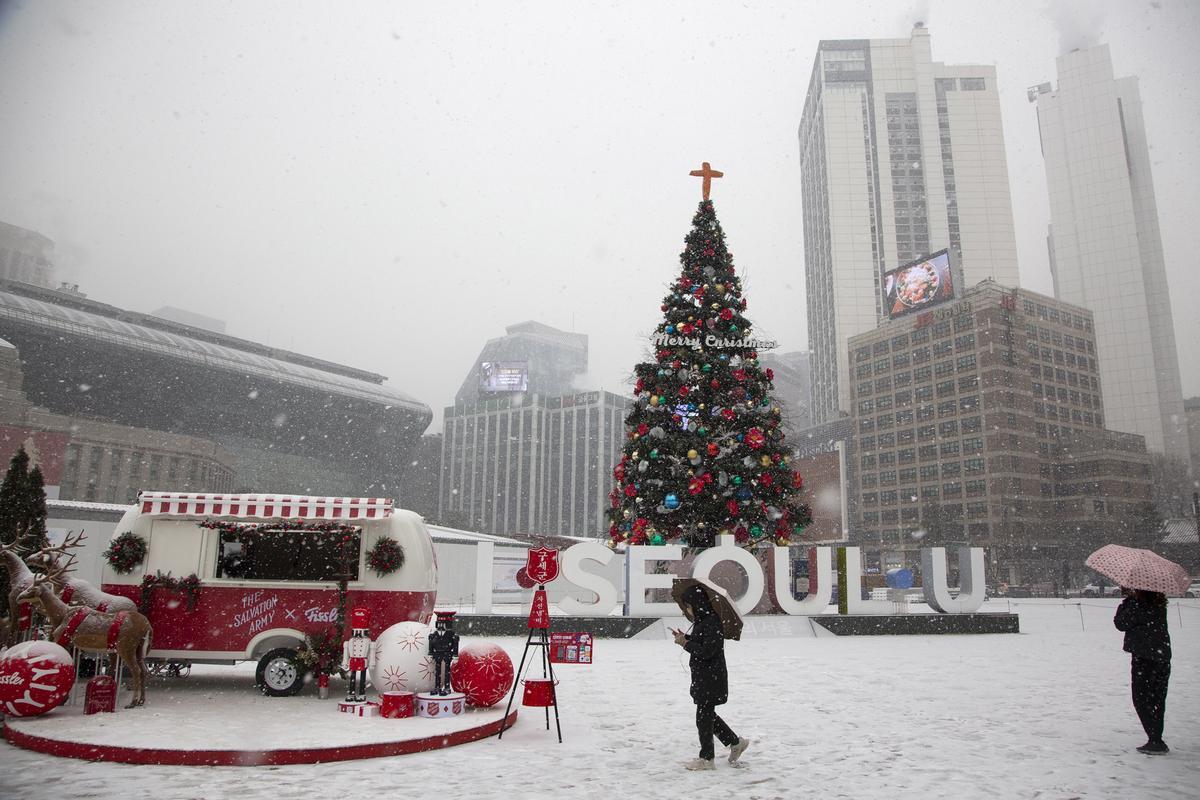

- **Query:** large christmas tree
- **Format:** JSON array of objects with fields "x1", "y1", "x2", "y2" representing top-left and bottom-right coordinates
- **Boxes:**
[{"x1": 607, "y1": 171, "x2": 809, "y2": 549}]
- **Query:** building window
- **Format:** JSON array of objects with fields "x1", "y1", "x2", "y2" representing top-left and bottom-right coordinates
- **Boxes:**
[
  {"x1": 940, "y1": 440, "x2": 961, "y2": 456},
  {"x1": 942, "y1": 462, "x2": 962, "y2": 477},
  {"x1": 956, "y1": 354, "x2": 977, "y2": 371},
  {"x1": 961, "y1": 417, "x2": 982, "y2": 433},
  {"x1": 964, "y1": 458, "x2": 985, "y2": 474},
  {"x1": 966, "y1": 479, "x2": 987, "y2": 496}
]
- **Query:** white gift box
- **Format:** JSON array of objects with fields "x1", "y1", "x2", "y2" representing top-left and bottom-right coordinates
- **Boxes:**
[{"x1": 338, "y1": 701, "x2": 380, "y2": 717}]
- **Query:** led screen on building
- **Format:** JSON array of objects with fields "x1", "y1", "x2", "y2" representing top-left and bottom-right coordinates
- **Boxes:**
[
  {"x1": 479, "y1": 361, "x2": 529, "y2": 393},
  {"x1": 883, "y1": 249, "x2": 955, "y2": 318}
]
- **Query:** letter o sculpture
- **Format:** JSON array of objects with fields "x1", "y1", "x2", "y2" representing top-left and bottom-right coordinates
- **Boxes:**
[{"x1": 688, "y1": 534, "x2": 765, "y2": 614}]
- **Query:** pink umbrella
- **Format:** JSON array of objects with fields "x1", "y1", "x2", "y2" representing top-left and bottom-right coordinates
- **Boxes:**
[{"x1": 1085, "y1": 544, "x2": 1191, "y2": 596}]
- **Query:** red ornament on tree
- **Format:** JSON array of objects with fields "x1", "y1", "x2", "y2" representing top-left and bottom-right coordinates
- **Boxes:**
[
  {"x1": 719, "y1": 308, "x2": 733, "y2": 321},
  {"x1": 745, "y1": 428, "x2": 766, "y2": 449}
]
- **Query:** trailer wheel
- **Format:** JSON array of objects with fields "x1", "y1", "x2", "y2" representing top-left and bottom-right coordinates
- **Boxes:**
[{"x1": 256, "y1": 648, "x2": 305, "y2": 696}]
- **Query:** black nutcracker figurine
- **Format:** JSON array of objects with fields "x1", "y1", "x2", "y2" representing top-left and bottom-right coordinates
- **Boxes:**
[{"x1": 428, "y1": 610, "x2": 459, "y2": 696}]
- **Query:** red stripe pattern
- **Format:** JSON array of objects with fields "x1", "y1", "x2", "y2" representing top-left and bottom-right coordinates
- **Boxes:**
[{"x1": 136, "y1": 493, "x2": 393, "y2": 520}]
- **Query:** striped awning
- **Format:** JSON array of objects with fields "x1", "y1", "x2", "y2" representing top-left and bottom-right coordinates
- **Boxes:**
[{"x1": 137, "y1": 492, "x2": 393, "y2": 520}]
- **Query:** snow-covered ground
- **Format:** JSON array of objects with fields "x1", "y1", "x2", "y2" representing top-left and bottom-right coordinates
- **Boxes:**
[{"x1": 2, "y1": 599, "x2": 1197, "y2": 799}]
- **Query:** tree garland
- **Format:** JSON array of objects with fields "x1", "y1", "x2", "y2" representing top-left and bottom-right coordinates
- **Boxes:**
[
  {"x1": 139, "y1": 571, "x2": 202, "y2": 613},
  {"x1": 365, "y1": 536, "x2": 405, "y2": 577},
  {"x1": 198, "y1": 519, "x2": 361, "y2": 541},
  {"x1": 103, "y1": 531, "x2": 148, "y2": 574}
]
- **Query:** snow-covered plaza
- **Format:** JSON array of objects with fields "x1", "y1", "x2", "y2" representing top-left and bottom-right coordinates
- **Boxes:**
[{"x1": 2, "y1": 598, "x2": 1197, "y2": 799}]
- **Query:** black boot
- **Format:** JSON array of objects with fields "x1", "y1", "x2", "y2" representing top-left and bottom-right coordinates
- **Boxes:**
[{"x1": 1136, "y1": 741, "x2": 1169, "y2": 754}]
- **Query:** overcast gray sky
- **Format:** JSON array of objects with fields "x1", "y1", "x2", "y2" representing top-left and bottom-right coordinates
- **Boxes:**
[{"x1": 1, "y1": 0, "x2": 1197, "y2": 432}]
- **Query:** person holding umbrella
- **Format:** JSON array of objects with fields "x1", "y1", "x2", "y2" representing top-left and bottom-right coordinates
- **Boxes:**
[
  {"x1": 670, "y1": 577, "x2": 750, "y2": 771},
  {"x1": 1086, "y1": 544, "x2": 1185, "y2": 755},
  {"x1": 1114, "y1": 588, "x2": 1172, "y2": 754}
]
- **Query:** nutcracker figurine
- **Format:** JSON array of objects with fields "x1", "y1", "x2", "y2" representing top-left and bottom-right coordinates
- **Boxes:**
[
  {"x1": 341, "y1": 607, "x2": 374, "y2": 703},
  {"x1": 428, "y1": 610, "x2": 460, "y2": 696}
]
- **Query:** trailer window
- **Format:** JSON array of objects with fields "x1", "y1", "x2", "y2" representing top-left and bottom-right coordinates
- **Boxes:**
[{"x1": 214, "y1": 526, "x2": 361, "y2": 582}]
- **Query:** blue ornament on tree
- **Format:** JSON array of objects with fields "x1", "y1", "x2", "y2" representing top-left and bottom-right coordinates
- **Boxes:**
[{"x1": 664, "y1": 493, "x2": 681, "y2": 510}]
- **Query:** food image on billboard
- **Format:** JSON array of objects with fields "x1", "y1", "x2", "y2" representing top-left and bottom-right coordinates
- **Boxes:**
[
  {"x1": 883, "y1": 250, "x2": 954, "y2": 318},
  {"x1": 479, "y1": 361, "x2": 529, "y2": 393}
]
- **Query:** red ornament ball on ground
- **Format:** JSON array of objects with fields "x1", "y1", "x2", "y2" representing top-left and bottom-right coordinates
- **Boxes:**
[
  {"x1": 451, "y1": 643, "x2": 515, "y2": 707},
  {"x1": 0, "y1": 640, "x2": 76, "y2": 717}
]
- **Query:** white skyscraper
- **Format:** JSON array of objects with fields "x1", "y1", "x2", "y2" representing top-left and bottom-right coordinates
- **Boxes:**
[
  {"x1": 1032, "y1": 44, "x2": 1191, "y2": 465},
  {"x1": 800, "y1": 25, "x2": 1020, "y2": 425}
]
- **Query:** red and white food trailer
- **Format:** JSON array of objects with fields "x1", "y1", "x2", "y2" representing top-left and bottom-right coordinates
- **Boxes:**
[{"x1": 101, "y1": 492, "x2": 437, "y2": 695}]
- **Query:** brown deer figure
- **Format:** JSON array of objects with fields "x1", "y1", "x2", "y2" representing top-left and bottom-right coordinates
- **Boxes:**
[
  {"x1": 2, "y1": 532, "x2": 38, "y2": 641},
  {"x1": 26, "y1": 531, "x2": 137, "y2": 613},
  {"x1": 20, "y1": 558, "x2": 153, "y2": 708}
]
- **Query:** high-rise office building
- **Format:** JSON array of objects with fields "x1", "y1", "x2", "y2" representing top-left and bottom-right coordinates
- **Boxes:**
[
  {"x1": 454, "y1": 320, "x2": 587, "y2": 405},
  {"x1": 440, "y1": 321, "x2": 630, "y2": 537},
  {"x1": 800, "y1": 25, "x2": 1020, "y2": 426},
  {"x1": 1031, "y1": 44, "x2": 1191, "y2": 467},
  {"x1": 440, "y1": 390, "x2": 630, "y2": 537},
  {"x1": 847, "y1": 281, "x2": 1152, "y2": 585}
]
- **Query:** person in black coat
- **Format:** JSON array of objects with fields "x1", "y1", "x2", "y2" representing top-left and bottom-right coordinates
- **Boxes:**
[
  {"x1": 1113, "y1": 588, "x2": 1172, "y2": 754},
  {"x1": 672, "y1": 584, "x2": 749, "y2": 770}
]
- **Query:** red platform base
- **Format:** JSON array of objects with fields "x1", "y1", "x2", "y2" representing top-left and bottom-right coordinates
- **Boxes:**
[{"x1": 1, "y1": 667, "x2": 517, "y2": 766}]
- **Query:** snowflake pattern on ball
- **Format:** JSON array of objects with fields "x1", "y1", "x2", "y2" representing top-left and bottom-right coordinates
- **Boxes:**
[
  {"x1": 396, "y1": 630, "x2": 427, "y2": 652},
  {"x1": 381, "y1": 664, "x2": 409, "y2": 691},
  {"x1": 417, "y1": 656, "x2": 435, "y2": 682},
  {"x1": 471, "y1": 649, "x2": 507, "y2": 677}
]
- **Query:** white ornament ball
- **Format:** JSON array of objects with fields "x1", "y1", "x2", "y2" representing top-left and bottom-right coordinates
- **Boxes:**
[{"x1": 370, "y1": 621, "x2": 435, "y2": 694}]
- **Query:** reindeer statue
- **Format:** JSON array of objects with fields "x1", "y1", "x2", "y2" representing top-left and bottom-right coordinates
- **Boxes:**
[
  {"x1": 26, "y1": 531, "x2": 137, "y2": 613},
  {"x1": 2, "y1": 532, "x2": 38, "y2": 642},
  {"x1": 20, "y1": 556, "x2": 153, "y2": 708}
]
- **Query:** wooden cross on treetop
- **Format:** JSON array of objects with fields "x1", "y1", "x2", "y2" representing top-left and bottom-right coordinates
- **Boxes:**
[{"x1": 689, "y1": 161, "x2": 724, "y2": 200}]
